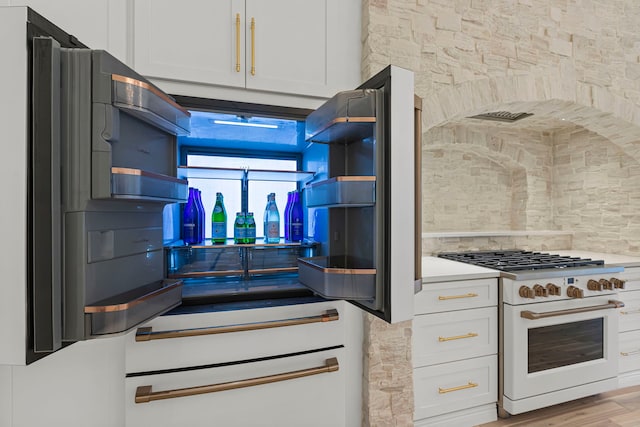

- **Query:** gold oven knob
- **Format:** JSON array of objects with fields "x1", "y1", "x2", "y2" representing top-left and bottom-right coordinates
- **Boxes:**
[
  {"x1": 599, "y1": 278, "x2": 613, "y2": 290},
  {"x1": 519, "y1": 286, "x2": 535, "y2": 299},
  {"x1": 611, "y1": 278, "x2": 626, "y2": 289},
  {"x1": 533, "y1": 284, "x2": 548, "y2": 297},
  {"x1": 587, "y1": 279, "x2": 602, "y2": 291},
  {"x1": 546, "y1": 283, "x2": 561, "y2": 296},
  {"x1": 567, "y1": 285, "x2": 584, "y2": 298}
]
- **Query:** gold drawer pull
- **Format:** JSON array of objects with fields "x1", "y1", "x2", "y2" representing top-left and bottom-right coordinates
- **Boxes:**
[
  {"x1": 135, "y1": 309, "x2": 339, "y2": 342},
  {"x1": 135, "y1": 357, "x2": 339, "y2": 403},
  {"x1": 438, "y1": 293, "x2": 478, "y2": 301},
  {"x1": 438, "y1": 381, "x2": 478, "y2": 394},
  {"x1": 438, "y1": 332, "x2": 478, "y2": 342},
  {"x1": 620, "y1": 308, "x2": 640, "y2": 315},
  {"x1": 621, "y1": 349, "x2": 640, "y2": 356},
  {"x1": 250, "y1": 17, "x2": 256, "y2": 75}
]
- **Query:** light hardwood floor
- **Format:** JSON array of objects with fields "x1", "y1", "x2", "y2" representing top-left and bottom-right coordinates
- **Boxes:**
[{"x1": 476, "y1": 385, "x2": 640, "y2": 427}]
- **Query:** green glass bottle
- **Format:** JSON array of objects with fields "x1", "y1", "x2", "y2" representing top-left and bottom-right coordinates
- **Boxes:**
[{"x1": 211, "y1": 192, "x2": 227, "y2": 244}]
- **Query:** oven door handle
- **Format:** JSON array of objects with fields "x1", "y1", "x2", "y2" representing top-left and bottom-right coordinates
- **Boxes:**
[{"x1": 520, "y1": 299, "x2": 625, "y2": 320}]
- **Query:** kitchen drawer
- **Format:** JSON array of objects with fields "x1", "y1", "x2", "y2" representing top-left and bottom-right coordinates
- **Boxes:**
[
  {"x1": 413, "y1": 307, "x2": 497, "y2": 368},
  {"x1": 619, "y1": 267, "x2": 640, "y2": 291},
  {"x1": 619, "y1": 290, "x2": 640, "y2": 332},
  {"x1": 415, "y1": 278, "x2": 497, "y2": 314},
  {"x1": 125, "y1": 348, "x2": 345, "y2": 427},
  {"x1": 126, "y1": 301, "x2": 344, "y2": 373},
  {"x1": 414, "y1": 355, "x2": 497, "y2": 420},
  {"x1": 619, "y1": 330, "x2": 640, "y2": 374}
]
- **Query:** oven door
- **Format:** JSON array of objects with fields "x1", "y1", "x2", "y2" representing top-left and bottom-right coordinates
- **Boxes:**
[{"x1": 503, "y1": 296, "x2": 621, "y2": 400}]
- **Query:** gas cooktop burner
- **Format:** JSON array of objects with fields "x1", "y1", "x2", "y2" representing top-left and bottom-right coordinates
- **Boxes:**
[{"x1": 437, "y1": 250, "x2": 605, "y2": 272}]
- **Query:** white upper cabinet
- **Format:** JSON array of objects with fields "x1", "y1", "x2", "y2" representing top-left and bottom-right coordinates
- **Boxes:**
[
  {"x1": 133, "y1": 0, "x2": 361, "y2": 99},
  {"x1": 7, "y1": 0, "x2": 127, "y2": 62}
]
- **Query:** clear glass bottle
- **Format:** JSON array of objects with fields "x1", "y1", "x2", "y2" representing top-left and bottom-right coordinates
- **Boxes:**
[
  {"x1": 245, "y1": 212, "x2": 256, "y2": 244},
  {"x1": 211, "y1": 192, "x2": 227, "y2": 244},
  {"x1": 264, "y1": 193, "x2": 280, "y2": 243},
  {"x1": 289, "y1": 190, "x2": 304, "y2": 242},
  {"x1": 233, "y1": 212, "x2": 246, "y2": 244},
  {"x1": 283, "y1": 191, "x2": 294, "y2": 241},
  {"x1": 182, "y1": 187, "x2": 199, "y2": 245}
]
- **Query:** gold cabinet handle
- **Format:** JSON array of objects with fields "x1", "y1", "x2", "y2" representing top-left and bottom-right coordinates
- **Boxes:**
[
  {"x1": 250, "y1": 17, "x2": 256, "y2": 75},
  {"x1": 135, "y1": 309, "x2": 339, "y2": 342},
  {"x1": 235, "y1": 13, "x2": 241, "y2": 72},
  {"x1": 621, "y1": 349, "x2": 640, "y2": 356},
  {"x1": 438, "y1": 293, "x2": 478, "y2": 301},
  {"x1": 438, "y1": 381, "x2": 478, "y2": 394},
  {"x1": 135, "y1": 357, "x2": 339, "y2": 403},
  {"x1": 620, "y1": 308, "x2": 640, "y2": 315},
  {"x1": 438, "y1": 332, "x2": 478, "y2": 342},
  {"x1": 521, "y1": 300, "x2": 625, "y2": 320}
]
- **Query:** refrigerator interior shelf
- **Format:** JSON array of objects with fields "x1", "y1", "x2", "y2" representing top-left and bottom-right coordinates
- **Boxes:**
[
  {"x1": 177, "y1": 166, "x2": 315, "y2": 183},
  {"x1": 84, "y1": 279, "x2": 183, "y2": 336},
  {"x1": 305, "y1": 176, "x2": 376, "y2": 207},
  {"x1": 110, "y1": 167, "x2": 188, "y2": 203},
  {"x1": 298, "y1": 256, "x2": 376, "y2": 300}
]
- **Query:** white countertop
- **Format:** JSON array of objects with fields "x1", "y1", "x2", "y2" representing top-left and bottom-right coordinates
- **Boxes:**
[
  {"x1": 422, "y1": 256, "x2": 500, "y2": 283},
  {"x1": 421, "y1": 250, "x2": 640, "y2": 284}
]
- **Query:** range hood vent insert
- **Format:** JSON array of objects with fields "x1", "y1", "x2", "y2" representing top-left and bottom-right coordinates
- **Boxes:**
[{"x1": 467, "y1": 111, "x2": 533, "y2": 122}]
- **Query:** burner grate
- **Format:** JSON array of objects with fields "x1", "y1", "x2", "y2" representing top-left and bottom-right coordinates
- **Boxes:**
[{"x1": 438, "y1": 250, "x2": 605, "y2": 272}]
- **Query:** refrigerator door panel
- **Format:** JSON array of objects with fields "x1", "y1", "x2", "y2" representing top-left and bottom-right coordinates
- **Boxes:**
[
  {"x1": 300, "y1": 66, "x2": 416, "y2": 323},
  {"x1": 31, "y1": 36, "x2": 63, "y2": 353}
]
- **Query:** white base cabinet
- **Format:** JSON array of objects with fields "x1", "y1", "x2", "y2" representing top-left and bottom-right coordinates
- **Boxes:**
[
  {"x1": 3, "y1": 336, "x2": 126, "y2": 427},
  {"x1": 617, "y1": 267, "x2": 640, "y2": 387},
  {"x1": 413, "y1": 278, "x2": 498, "y2": 426}
]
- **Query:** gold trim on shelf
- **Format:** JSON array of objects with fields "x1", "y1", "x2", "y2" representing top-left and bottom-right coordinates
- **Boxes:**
[
  {"x1": 520, "y1": 299, "x2": 624, "y2": 320},
  {"x1": 168, "y1": 269, "x2": 245, "y2": 279},
  {"x1": 235, "y1": 13, "x2": 241, "y2": 72},
  {"x1": 247, "y1": 267, "x2": 299, "y2": 274},
  {"x1": 298, "y1": 257, "x2": 376, "y2": 275},
  {"x1": 306, "y1": 176, "x2": 376, "y2": 188},
  {"x1": 438, "y1": 381, "x2": 478, "y2": 394},
  {"x1": 135, "y1": 357, "x2": 339, "y2": 403},
  {"x1": 250, "y1": 17, "x2": 256, "y2": 76},
  {"x1": 111, "y1": 167, "x2": 188, "y2": 184},
  {"x1": 135, "y1": 309, "x2": 339, "y2": 342},
  {"x1": 621, "y1": 349, "x2": 640, "y2": 356},
  {"x1": 438, "y1": 332, "x2": 478, "y2": 342},
  {"x1": 111, "y1": 74, "x2": 190, "y2": 116},
  {"x1": 438, "y1": 293, "x2": 478, "y2": 301},
  {"x1": 84, "y1": 280, "x2": 182, "y2": 313}
]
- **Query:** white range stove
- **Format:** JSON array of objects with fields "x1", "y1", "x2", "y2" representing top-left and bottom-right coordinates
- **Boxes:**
[{"x1": 438, "y1": 250, "x2": 627, "y2": 417}]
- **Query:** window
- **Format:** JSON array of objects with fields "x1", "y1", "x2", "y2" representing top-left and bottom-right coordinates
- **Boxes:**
[{"x1": 187, "y1": 154, "x2": 298, "y2": 239}]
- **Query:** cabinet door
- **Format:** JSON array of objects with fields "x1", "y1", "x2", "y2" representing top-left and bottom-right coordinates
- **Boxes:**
[
  {"x1": 8, "y1": 0, "x2": 127, "y2": 62},
  {"x1": 246, "y1": 0, "x2": 360, "y2": 97},
  {"x1": 133, "y1": 0, "x2": 245, "y2": 88}
]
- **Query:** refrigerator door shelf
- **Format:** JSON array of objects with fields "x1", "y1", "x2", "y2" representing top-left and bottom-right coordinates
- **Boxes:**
[
  {"x1": 298, "y1": 256, "x2": 375, "y2": 300},
  {"x1": 84, "y1": 279, "x2": 183, "y2": 336},
  {"x1": 110, "y1": 167, "x2": 188, "y2": 203},
  {"x1": 305, "y1": 89, "x2": 378, "y2": 144},
  {"x1": 305, "y1": 176, "x2": 376, "y2": 208}
]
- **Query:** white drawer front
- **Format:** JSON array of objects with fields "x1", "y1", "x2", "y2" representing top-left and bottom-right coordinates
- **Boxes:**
[
  {"x1": 415, "y1": 279, "x2": 497, "y2": 314},
  {"x1": 126, "y1": 301, "x2": 344, "y2": 373},
  {"x1": 619, "y1": 290, "x2": 640, "y2": 332},
  {"x1": 414, "y1": 355, "x2": 497, "y2": 420},
  {"x1": 620, "y1": 330, "x2": 640, "y2": 373},
  {"x1": 126, "y1": 348, "x2": 345, "y2": 427},
  {"x1": 413, "y1": 307, "x2": 497, "y2": 368}
]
